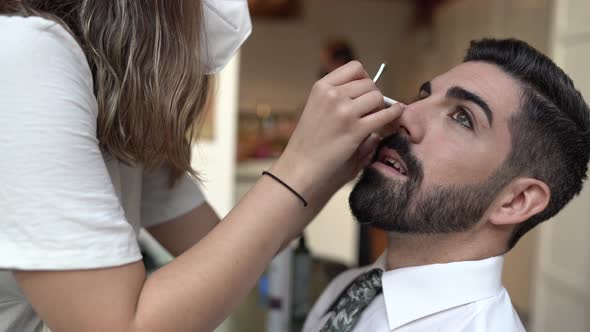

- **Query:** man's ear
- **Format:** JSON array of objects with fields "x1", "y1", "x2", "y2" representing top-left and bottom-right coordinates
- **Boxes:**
[{"x1": 488, "y1": 177, "x2": 550, "y2": 226}]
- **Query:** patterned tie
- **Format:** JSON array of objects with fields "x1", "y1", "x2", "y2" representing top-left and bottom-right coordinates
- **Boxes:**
[{"x1": 319, "y1": 268, "x2": 384, "y2": 332}]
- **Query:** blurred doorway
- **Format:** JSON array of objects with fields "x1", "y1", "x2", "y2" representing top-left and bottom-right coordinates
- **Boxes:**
[{"x1": 530, "y1": 1, "x2": 590, "y2": 331}]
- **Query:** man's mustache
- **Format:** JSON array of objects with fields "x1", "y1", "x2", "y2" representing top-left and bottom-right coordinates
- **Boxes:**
[{"x1": 375, "y1": 134, "x2": 423, "y2": 182}]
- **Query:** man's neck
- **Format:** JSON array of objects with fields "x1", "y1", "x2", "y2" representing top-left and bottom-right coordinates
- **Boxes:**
[{"x1": 384, "y1": 229, "x2": 506, "y2": 270}]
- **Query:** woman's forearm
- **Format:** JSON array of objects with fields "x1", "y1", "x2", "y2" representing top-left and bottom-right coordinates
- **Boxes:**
[{"x1": 132, "y1": 173, "x2": 327, "y2": 332}]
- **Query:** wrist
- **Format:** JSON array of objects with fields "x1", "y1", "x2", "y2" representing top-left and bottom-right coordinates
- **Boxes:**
[
  {"x1": 262, "y1": 171, "x2": 308, "y2": 207},
  {"x1": 270, "y1": 153, "x2": 315, "y2": 201}
]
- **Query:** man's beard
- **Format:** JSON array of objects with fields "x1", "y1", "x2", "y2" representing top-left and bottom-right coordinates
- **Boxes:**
[{"x1": 349, "y1": 135, "x2": 511, "y2": 234}]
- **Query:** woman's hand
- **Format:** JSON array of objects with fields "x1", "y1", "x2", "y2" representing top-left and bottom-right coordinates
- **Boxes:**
[{"x1": 272, "y1": 61, "x2": 405, "y2": 201}]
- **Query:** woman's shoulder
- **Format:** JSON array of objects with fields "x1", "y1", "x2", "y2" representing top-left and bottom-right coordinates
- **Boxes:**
[
  {"x1": 1, "y1": 15, "x2": 77, "y2": 47},
  {"x1": 0, "y1": 14, "x2": 89, "y2": 75},
  {"x1": 0, "y1": 14, "x2": 96, "y2": 117}
]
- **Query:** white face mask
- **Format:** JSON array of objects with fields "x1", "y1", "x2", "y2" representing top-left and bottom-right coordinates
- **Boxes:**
[{"x1": 201, "y1": 0, "x2": 252, "y2": 74}]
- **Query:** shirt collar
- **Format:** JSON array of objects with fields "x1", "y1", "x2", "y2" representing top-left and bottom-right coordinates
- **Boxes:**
[{"x1": 379, "y1": 254, "x2": 504, "y2": 330}]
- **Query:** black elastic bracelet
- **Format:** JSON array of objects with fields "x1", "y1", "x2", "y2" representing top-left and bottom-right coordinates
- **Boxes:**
[{"x1": 262, "y1": 171, "x2": 308, "y2": 207}]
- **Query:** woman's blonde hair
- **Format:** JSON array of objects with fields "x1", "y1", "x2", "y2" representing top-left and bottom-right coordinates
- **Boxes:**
[{"x1": 1, "y1": 0, "x2": 211, "y2": 184}]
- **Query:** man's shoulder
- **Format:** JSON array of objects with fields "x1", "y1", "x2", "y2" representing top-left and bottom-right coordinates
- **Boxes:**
[{"x1": 453, "y1": 288, "x2": 526, "y2": 332}]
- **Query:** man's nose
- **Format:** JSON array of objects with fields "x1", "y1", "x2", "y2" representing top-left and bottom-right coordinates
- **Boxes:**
[{"x1": 386, "y1": 101, "x2": 426, "y2": 144}]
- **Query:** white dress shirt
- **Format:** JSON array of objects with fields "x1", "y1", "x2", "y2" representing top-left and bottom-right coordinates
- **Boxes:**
[{"x1": 303, "y1": 254, "x2": 526, "y2": 332}]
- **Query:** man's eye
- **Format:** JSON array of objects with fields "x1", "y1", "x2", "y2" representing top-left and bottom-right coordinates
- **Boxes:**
[{"x1": 451, "y1": 107, "x2": 474, "y2": 129}]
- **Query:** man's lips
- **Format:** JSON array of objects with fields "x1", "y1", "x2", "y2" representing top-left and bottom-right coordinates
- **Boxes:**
[{"x1": 372, "y1": 148, "x2": 408, "y2": 177}]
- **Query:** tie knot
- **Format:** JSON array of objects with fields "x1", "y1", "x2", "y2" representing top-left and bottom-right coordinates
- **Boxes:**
[
  {"x1": 328, "y1": 268, "x2": 384, "y2": 313},
  {"x1": 344, "y1": 268, "x2": 383, "y2": 304},
  {"x1": 365, "y1": 268, "x2": 383, "y2": 288},
  {"x1": 320, "y1": 268, "x2": 384, "y2": 332}
]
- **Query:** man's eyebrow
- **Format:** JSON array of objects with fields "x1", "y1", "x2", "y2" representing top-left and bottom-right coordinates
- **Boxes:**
[
  {"x1": 419, "y1": 81, "x2": 431, "y2": 94},
  {"x1": 447, "y1": 86, "x2": 493, "y2": 126}
]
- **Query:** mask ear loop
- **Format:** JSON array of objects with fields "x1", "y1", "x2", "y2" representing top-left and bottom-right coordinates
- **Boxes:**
[{"x1": 372, "y1": 62, "x2": 398, "y2": 106}]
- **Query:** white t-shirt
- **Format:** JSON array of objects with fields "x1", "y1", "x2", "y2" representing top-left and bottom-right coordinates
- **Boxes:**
[{"x1": 0, "y1": 16, "x2": 206, "y2": 331}]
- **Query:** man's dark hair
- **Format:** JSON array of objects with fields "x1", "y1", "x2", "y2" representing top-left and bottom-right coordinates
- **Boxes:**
[{"x1": 464, "y1": 38, "x2": 590, "y2": 249}]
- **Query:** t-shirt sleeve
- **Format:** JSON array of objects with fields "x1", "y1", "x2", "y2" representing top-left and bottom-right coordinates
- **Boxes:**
[
  {"x1": 140, "y1": 169, "x2": 206, "y2": 228},
  {"x1": 0, "y1": 16, "x2": 141, "y2": 270}
]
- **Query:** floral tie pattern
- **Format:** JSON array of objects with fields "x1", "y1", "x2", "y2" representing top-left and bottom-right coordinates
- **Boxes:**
[{"x1": 319, "y1": 268, "x2": 384, "y2": 332}]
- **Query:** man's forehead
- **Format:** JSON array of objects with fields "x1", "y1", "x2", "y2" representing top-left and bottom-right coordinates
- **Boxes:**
[
  {"x1": 431, "y1": 62, "x2": 518, "y2": 90},
  {"x1": 429, "y1": 61, "x2": 523, "y2": 118}
]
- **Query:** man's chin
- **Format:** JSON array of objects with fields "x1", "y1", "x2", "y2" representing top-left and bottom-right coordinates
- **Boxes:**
[{"x1": 350, "y1": 169, "x2": 409, "y2": 229}]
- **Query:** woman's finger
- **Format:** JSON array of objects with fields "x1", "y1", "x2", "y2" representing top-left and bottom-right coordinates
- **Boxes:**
[
  {"x1": 350, "y1": 90, "x2": 385, "y2": 117},
  {"x1": 353, "y1": 137, "x2": 380, "y2": 174},
  {"x1": 321, "y1": 61, "x2": 370, "y2": 86},
  {"x1": 361, "y1": 149, "x2": 376, "y2": 169},
  {"x1": 338, "y1": 78, "x2": 378, "y2": 100},
  {"x1": 355, "y1": 133, "x2": 381, "y2": 159},
  {"x1": 359, "y1": 102, "x2": 405, "y2": 137}
]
